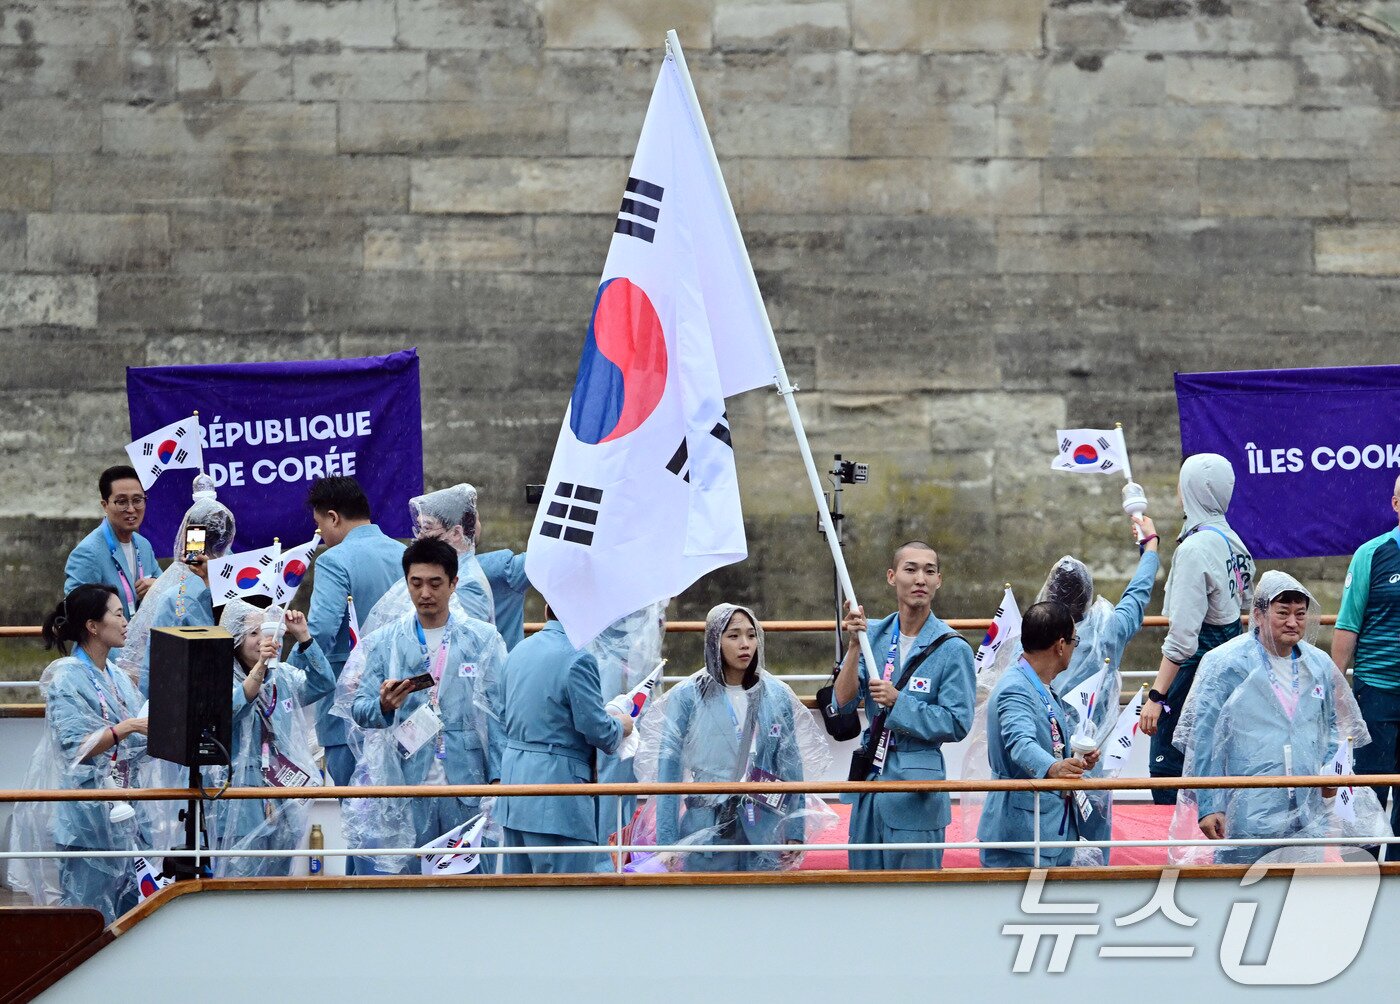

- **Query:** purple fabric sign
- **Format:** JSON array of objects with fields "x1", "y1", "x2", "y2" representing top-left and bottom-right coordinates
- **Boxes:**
[
  {"x1": 127, "y1": 350, "x2": 422, "y2": 557},
  {"x1": 1175, "y1": 365, "x2": 1400, "y2": 559}
]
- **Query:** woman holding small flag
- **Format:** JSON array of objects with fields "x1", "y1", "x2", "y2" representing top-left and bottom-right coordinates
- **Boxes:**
[{"x1": 206, "y1": 600, "x2": 333, "y2": 877}]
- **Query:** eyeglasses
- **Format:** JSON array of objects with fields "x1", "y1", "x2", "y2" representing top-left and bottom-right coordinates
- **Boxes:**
[
  {"x1": 1067, "y1": 635, "x2": 1080, "y2": 648},
  {"x1": 107, "y1": 496, "x2": 146, "y2": 510}
]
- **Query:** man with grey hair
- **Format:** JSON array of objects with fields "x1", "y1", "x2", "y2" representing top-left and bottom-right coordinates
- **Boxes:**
[{"x1": 1332, "y1": 474, "x2": 1400, "y2": 839}]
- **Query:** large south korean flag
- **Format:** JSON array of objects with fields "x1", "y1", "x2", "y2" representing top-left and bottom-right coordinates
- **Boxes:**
[{"x1": 526, "y1": 46, "x2": 779, "y2": 647}]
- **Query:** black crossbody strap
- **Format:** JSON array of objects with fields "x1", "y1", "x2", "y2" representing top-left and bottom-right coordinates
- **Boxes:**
[{"x1": 863, "y1": 632, "x2": 960, "y2": 752}]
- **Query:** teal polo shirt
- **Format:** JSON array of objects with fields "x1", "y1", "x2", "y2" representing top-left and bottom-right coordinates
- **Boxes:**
[{"x1": 1337, "y1": 529, "x2": 1400, "y2": 690}]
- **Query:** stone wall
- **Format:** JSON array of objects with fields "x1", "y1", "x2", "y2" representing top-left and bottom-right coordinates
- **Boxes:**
[{"x1": 3, "y1": 0, "x2": 1400, "y2": 661}]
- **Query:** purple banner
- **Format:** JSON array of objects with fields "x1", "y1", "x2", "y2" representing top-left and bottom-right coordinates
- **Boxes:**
[
  {"x1": 1175, "y1": 365, "x2": 1400, "y2": 559},
  {"x1": 127, "y1": 350, "x2": 423, "y2": 558}
]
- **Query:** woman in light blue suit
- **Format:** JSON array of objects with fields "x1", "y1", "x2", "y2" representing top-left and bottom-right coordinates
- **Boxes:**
[
  {"x1": 637, "y1": 604, "x2": 832, "y2": 872},
  {"x1": 979, "y1": 602, "x2": 1100, "y2": 868},
  {"x1": 8, "y1": 586, "x2": 154, "y2": 922},
  {"x1": 208, "y1": 600, "x2": 335, "y2": 878},
  {"x1": 345, "y1": 539, "x2": 507, "y2": 875}
]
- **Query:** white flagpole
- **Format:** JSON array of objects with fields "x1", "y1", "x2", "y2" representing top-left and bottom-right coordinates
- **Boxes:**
[{"x1": 665, "y1": 30, "x2": 879, "y2": 679}]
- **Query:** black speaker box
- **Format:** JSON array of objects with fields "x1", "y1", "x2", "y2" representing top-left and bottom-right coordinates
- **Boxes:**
[{"x1": 148, "y1": 625, "x2": 234, "y2": 767}]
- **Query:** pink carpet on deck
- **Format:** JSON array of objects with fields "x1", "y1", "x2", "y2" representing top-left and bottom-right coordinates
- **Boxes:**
[{"x1": 799, "y1": 802, "x2": 1178, "y2": 869}]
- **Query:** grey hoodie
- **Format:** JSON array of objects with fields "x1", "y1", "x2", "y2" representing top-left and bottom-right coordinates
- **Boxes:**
[{"x1": 1160, "y1": 453, "x2": 1256, "y2": 664}]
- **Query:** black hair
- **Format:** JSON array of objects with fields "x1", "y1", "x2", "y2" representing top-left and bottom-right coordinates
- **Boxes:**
[
  {"x1": 99, "y1": 465, "x2": 141, "y2": 501},
  {"x1": 306, "y1": 476, "x2": 371, "y2": 521},
  {"x1": 891, "y1": 540, "x2": 938, "y2": 569},
  {"x1": 1021, "y1": 601, "x2": 1075, "y2": 653},
  {"x1": 41, "y1": 584, "x2": 120, "y2": 655},
  {"x1": 1272, "y1": 590, "x2": 1311, "y2": 609},
  {"x1": 402, "y1": 537, "x2": 458, "y2": 581}
]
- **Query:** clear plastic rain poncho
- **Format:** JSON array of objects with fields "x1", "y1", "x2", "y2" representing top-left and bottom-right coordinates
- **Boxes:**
[
  {"x1": 7, "y1": 651, "x2": 177, "y2": 922},
  {"x1": 201, "y1": 601, "x2": 333, "y2": 878},
  {"x1": 116, "y1": 473, "x2": 237, "y2": 696},
  {"x1": 1167, "y1": 570, "x2": 1391, "y2": 865},
  {"x1": 589, "y1": 602, "x2": 667, "y2": 844},
  {"x1": 962, "y1": 559, "x2": 1127, "y2": 865},
  {"x1": 334, "y1": 610, "x2": 507, "y2": 874},
  {"x1": 360, "y1": 484, "x2": 495, "y2": 638},
  {"x1": 634, "y1": 604, "x2": 835, "y2": 872}
]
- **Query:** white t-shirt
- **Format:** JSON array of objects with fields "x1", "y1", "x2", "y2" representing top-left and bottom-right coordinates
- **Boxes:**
[
  {"x1": 725, "y1": 684, "x2": 749, "y2": 730},
  {"x1": 898, "y1": 633, "x2": 919, "y2": 667},
  {"x1": 422, "y1": 625, "x2": 447, "y2": 660},
  {"x1": 120, "y1": 540, "x2": 137, "y2": 577}
]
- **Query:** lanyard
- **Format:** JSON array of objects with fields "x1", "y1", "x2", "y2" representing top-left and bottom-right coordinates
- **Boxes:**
[
  {"x1": 257, "y1": 676, "x2": 279, "y2": 772},
  {"x1": 413, "y1": 617, "x2": 452, "y2": 759},
  {"x1": 1255, "y1": 639, "x2": 1301, "y2": 697},
  {"x1": 1018, "y1": 660, "x2": 1064, "y2": 759},
  {"x1": 880, "y1": 615, "x2": 901, "y2": 683},
  {"x1": 102, "y1": 522, "x2": 144, "y2": 616},
  {"x1": 76, "y1": 648, "x2": 130, "y2": 778}
]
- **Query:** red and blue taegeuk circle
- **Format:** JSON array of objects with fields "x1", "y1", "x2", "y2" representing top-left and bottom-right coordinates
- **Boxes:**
[
  {"x1": 981, "y1": 622, "x2": 999, "y2": 648},
  {"x1": 236, "y1": 567, "x2": 261, "y2": 590},
  {"x1": 568, "y1": 277, "x2": 668, "y2": 446},
  {"x1": 282, "y1": 559, "x2": 307, "y2": 588},
  {"x1": 1072, "y1": 444, "x2": 1098, "y2": 465},
  {"x1": 157, "y1": 439, "x2": 178, "y2": 464}
]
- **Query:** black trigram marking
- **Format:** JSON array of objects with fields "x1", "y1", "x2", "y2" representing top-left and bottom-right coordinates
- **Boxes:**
[
  {"x1": 1096, "y1": 436, "x2": 1111, "y2": 451},
  {"x1": 258, "y1": 553, "x2": 274, "y2": 567},
  {"x1": 174, "y1": 425, "x2": 187, "y2": 438},
  {"x1": 540, "y1": 482, "x2": 604, "y2": 546},
  {"x1": 222, "y1": 588, "x2": 239, "y2": 601},
  {"x1": 666, "y1": 440, "x2": 690, "y2": 483},
  {"x1": 174, "y1": 448, "x2": 189, "y2": 464},
  {"x1": 146, "y1": 463, "x2": 163, "y2": 479},
  {"x1": 710, "y1": 412, "x2": 732, "y2": 449},
  {"x1": 615, "y1": 176, "x2": 664, "y2": 243},
  {"x1": 220, "y1": 563, "x2": 233, "y2": 579},
  {"x1": 1099, "y1": 459, "x2": 1115, "y2": 471},
  {"x1": 142, "y1": 442, "x2": 154, "y2": 457}
]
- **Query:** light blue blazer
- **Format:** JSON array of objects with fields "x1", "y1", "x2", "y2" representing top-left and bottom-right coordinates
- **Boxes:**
[{"x1": 64, "y1": 522, "x2": 160, "y2": 617}]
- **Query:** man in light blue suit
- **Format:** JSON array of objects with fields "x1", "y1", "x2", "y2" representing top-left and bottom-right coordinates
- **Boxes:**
[
  {"x1": 477, "y1": 547, "x2": 529, "y2": 650},
  {"x1": 64, "y1": 465, "x2": 161, "y2": 619},
  {"x1": 979, "y1": 601, "x2": 1100, "y2": 868},
  {"x1": 491, "y1": 609, "x2": 632, "y2": 874},
  {"x1": 833, "y1": 541, "x2": 976, "y2": 870},
  {"x1": 306, "y1": 476, "x2": 406, "y2": 788}
]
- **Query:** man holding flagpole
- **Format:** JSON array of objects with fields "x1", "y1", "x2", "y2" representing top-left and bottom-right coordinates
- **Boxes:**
[{"x1": 834, "y1": 542, "x2": 976, "y2": 870}]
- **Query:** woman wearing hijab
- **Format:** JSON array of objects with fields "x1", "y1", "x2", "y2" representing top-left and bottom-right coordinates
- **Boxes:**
[
  {"x1": 1140, "y1": 454, "x2": 1255, "y2": 804},
  {"x1": 636, "y1": 604, "x2": 832, "y2": 872},
  {"x1": 8, "y1": 585, "x2": 152, "y2": 921},
  {"x1": 208, "y1": 600, "x2": 334, "y2": 877}
]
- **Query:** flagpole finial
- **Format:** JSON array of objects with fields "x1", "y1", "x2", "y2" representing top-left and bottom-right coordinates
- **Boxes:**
[{"x1": 1003, "y1": 582, "x2": 1011, "y2": 589}]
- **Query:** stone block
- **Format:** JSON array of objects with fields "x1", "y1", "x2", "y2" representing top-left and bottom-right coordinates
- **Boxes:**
[
  {"x1": 1293, "y1": 51, "x2": 1400, "y2": 108},
  {"x1": 153, "y1": 331, "x2": 342, "y2": 366},
  {"x1": 363, "y1": 215, "x2": 532, "y2": 271},
  {"x1": 530, "y1": 214, "x2": 613, "y2": 273},
  {"x1": 0, "y1": 2, "x2": 131, "y2": 46},
  {"x1": 258, "y1": 0, "x2": 398, "y2": 48},
  {"x1": 0, "y1": 328, "x2": 144, "y2": 390},
  {"x1": 294, "y1": 51, "x2": 428, "y2": 101},
  {"x1": 199, "y1": 273, "x2": 308, "y2": 332},
  {"x1": 1316, "y1": 224, "x2": 1400, "y2": 275},
  {"x1": 924, "y1": 391, "x2": 1066, "y2": 453},
  {"x1": 997, "y1": 217, "x2": 1312, "y2": 275},
  {"x1": 177, "y1": 47, "x2": 293, "y2": 101},
  {"x1": 340, "y1": 101, "x2": 566, "y2": 156},
  {"x1": 97, "y1": 273, "x2": 201, "y2": 329},
  {"x1": 220, "y1": 155, "x2": 409, "y2": 213},
  {"x1": 0, "y1": 156, "x2": 52, "y2": 210},
  {"x1": 425, "y1": 48, "x2": 547, "y2": 101},
  {"x1": 1165, "y1": 56, "x2": 1296, "y2": 106},
  {"x1": 27, "y1": 212, "x2": 169, "y2": 270},
  {"x1": 1199, "y1": 159, "x2": 1347, "y2": 217},
  {"x1": 0, "y1": 44, "x2": 175, "y2": 103},
  {"x1": 410, "y1": 157, "x2": 626, "y2": 214},
  {"x1": 1348, "y1": 160, "x2": 1400, "y2": 220},
  {"x1": 852, "y1": 0, "x2": 1043, "y2": 53},
  {"x1": 733, "y1": 158, "x2": 1038, "y2": 216},
  {"x1": 169, "y1": 211, "x2": 363, "y2": 272},
  {"x1": 998, "y1": 104, "x2": 1256, "y2": 159},
  {"x1": 564, "y1": 102, "x2": 648, "y2": 156},
  {"x1": 540, "y1": 0, "x2": 714, "y2": 49},
  {"x1": 848, "y1": 102, "x2": 995, "y2": 159},
  {"x1": 716, "y1": 102, "x2": 849, "y2": 157},
  {"x1": 0, "y1": 273, "x2": 96, "y2": 327},
  {"x1": 713, "y1": 2, "x2": 850, "y2": 51},
  {"x1": 1042, "y1": 158, "x2": 1198, "y2": 215},
  {"x1": 842, "y1": 217, "x2": 997, "y2": 275},
  {"x1": 1003, "y1": 51, "x2": 1167, "y2": 106},
  {"x1": 51, "y1": 155, "x2": 222, "y2": 211},
  {"x1": 102, "y1": 103, "x2": 337, "y2": 156},
  {"x1": 711, "y1": 50, "x2": 851, "y2": 106},
  {"x1": 0, "y1": 214, "x2": 23, "y2": 269},
  {"x1": 397, "y1": 0, "x2": 543, "y2": 50},
  {"x1": 0, "y1": 98, "x2": 100, "y2": 154}
]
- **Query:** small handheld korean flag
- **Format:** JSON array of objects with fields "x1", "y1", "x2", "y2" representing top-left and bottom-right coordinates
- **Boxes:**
[
  {"x1": 207, "y1": 540, "x2": 281, "y2": 605},
  {"x1": 606, "y1": 660, "x2": 666, "y2": 760},
  {"x1": 134, "y1": 856, "x2": 175, "y2": 902},
  {"x1": 346, "y1": 594, "x2": 361, "y2": 651},
  {"x1": 1103, "y1": 687, "x2": 1146, "y2": 770},
  {"x1": 1332, "y1": 736, "x2": 1357, "y2": 824},
  {"x1": 421, "y1": 812, "x2": 487, "y2": 876},
  {"x1": 125, "y1": 414, "x2": 205, "y2": 490},
  {"x1": 1064, "y1": 659, "x2": 1112, "y2": 728},
  {"x1": 1051, "y1": 428, "x2": 1129, "y2": 475},
  {"x1": 525, "y1": 40, "x2": 779, "y2": 647},
  {"x1": 974, "y1": 585, "x2": 1021, "y2": 675},
  {"x1": 272, "y1": 534, "x2": 320, "y2": 605}
]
